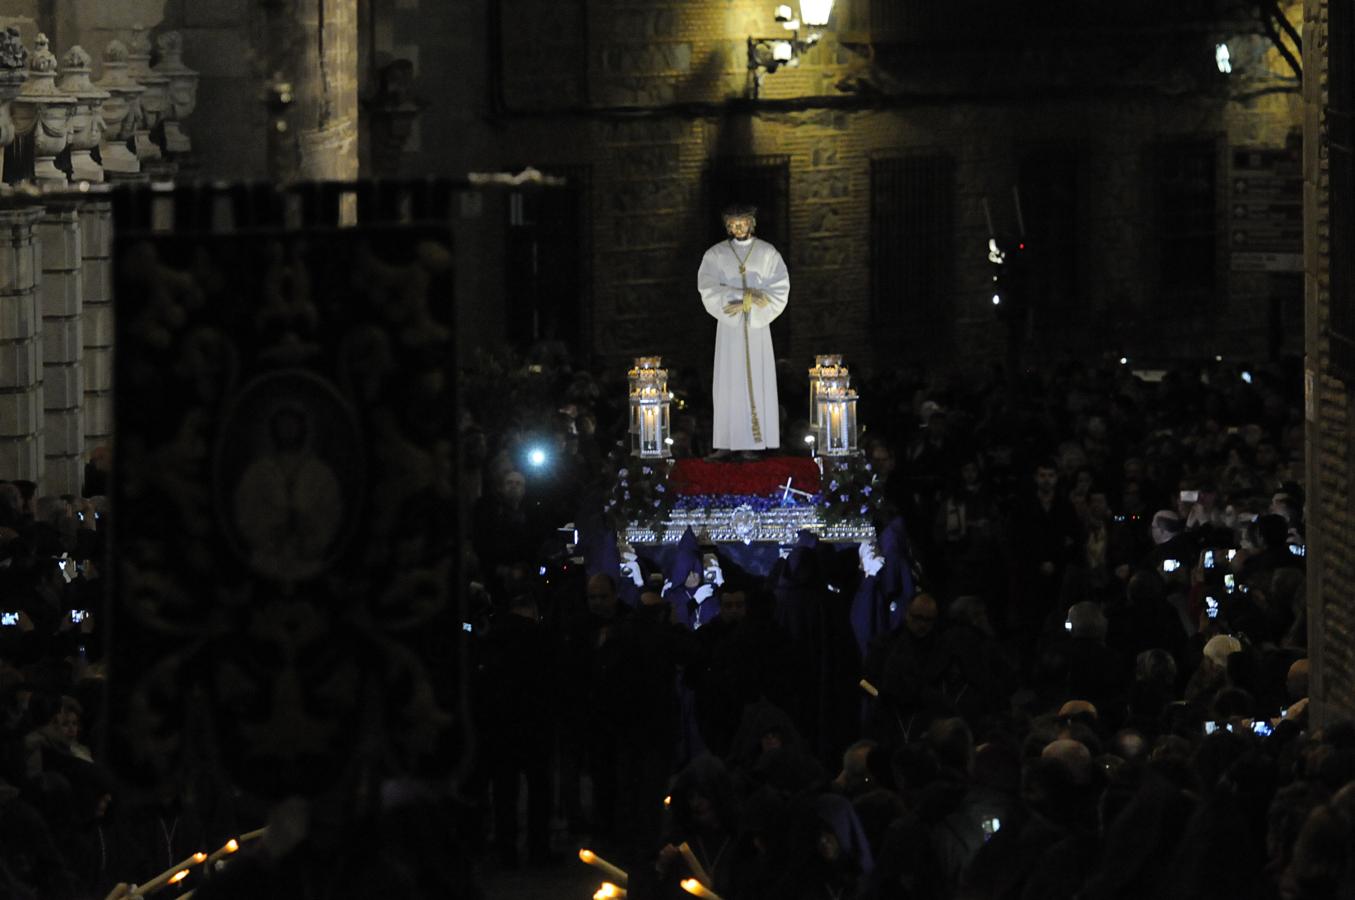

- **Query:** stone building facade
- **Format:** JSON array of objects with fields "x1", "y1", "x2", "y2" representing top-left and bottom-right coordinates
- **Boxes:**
[
  {"x1": 374, "y1": 0, "x2": 1307, "y2": 375},
  {"x1": 1304, "y1": 0, "x2": 1355, "y2": 725},
  {"x1": 1, "y1": 1, "x2": 1308, "y2": 373}
]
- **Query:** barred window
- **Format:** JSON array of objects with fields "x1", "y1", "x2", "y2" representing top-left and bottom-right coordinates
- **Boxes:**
[{"x1": 870, "y1": 155, "x2": 955, "y2": 332}]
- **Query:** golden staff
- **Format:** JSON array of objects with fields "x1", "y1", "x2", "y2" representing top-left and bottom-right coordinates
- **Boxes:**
[{"x1": 579, "y1": 848, "x2": 629, "y2": 886}]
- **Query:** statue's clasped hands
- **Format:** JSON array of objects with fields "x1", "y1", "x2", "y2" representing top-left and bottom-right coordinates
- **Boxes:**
[{"x1": 725, "y1": 289, "x2": 770, "y2": 317}]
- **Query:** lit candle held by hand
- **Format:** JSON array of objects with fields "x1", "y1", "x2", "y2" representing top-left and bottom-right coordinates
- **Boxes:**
[{"x1": 579, "y1": 849, "x2": 629, "y2": 886}]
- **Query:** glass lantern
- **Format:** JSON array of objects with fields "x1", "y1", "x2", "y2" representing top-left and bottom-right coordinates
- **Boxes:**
[
  {"x1": 808, "y1": 354, "x2": 849, "y2": 441},
  {"x1": 630, "y1": 384, "x2": 671, "y2": 458},
  {"x1": 628, "y1": 356, "x2": 667, "y2": 435},
  {"x1": 817, "y1": 385, "x2": 859, "y2": 456}
]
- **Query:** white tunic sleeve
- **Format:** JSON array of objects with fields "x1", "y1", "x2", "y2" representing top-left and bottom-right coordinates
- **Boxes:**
[
  {"x1": 698, "y1": 248, "x2": 743, "y2": 322},
  {"x1": 747, "y1": 244, "x2": 789, "y2": 329}
]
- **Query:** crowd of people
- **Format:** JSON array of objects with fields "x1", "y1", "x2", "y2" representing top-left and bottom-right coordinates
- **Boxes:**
[
  {"x1": 464, "y1": 348, "x2": 1355, "y2": 900},
  {"x1": 0, "y1": 452, "x2": 172, "y2": 899},
  {"x1": 0, "y1": 343, "x2": 1344, "y2": 900}
]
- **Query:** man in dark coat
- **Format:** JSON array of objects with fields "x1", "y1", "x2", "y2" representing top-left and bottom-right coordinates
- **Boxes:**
[{"x1": 479, "y1": 591, "x2": 556, "y2": 866}]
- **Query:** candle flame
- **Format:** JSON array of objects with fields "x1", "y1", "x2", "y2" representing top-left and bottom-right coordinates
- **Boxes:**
[
  {"x1": 226, "y1": 839, "x2": 239, "y2": 853},
  {"x1": 169, "y1": 869, "x2": 190, "y2": 884},
  {"x1": 681, "y1": 878, "x2": 703, "y2": 896},
  {"x1": 663, "y1": 795, "x2": 672, "y2": 808},
  {"x1": 193, "y1": 852, "x2": 207, "y2": 863},
  {"x1": 579, "y1": 849, "x2": 596, "y2": 864},
  {"x1": 600, "y1": 884, "x2": 621, "y2": 898}
]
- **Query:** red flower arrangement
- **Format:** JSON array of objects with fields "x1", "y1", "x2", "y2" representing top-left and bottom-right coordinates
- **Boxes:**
[{"x1": 668, "y1": 457, "x2": 821, "y2": 497}]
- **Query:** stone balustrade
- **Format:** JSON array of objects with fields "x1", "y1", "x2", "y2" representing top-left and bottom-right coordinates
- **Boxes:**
[{"x1": 0, "y1": 28, "x2": 198, "y2": 492}]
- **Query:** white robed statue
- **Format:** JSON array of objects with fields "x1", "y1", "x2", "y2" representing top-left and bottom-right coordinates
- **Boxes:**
[{"x1": 697, "y1": 204, "x2": 790, "y2": 459}]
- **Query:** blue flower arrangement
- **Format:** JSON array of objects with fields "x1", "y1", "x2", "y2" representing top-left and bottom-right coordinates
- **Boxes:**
[{"x1": 819, "y1": 455, "x2": 885, "y2": 525}]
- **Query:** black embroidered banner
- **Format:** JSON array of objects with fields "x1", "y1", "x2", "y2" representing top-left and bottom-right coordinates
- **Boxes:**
[{"x1": 107, "y1": 188, "x2": 463, "y2": 804}]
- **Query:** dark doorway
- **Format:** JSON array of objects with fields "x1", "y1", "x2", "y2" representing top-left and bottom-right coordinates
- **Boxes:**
[{"x1": 505, "y1": 167, "x2": 592, "y2": 358}]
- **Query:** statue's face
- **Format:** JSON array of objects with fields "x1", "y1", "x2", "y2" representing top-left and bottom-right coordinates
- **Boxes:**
[{"x1": 724, "y1": 215, "x2": 755, "y2": 240}]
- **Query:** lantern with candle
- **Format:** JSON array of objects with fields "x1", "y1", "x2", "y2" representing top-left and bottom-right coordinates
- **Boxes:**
[
  {"x1": 631, "y1": 383, "x2": 671, "y2": 458},
  {"x1": 628, "y1": 356, "x2": 667, "y2": 434},
  {"x1": 628, "y1": 357, "x2": 671, "y2": 459},
  {"x1": 807, "y1": 354, "x2": 849, "y2": 447},
  {"x1": 817, "y1": 385, "x2": 858, "y2": 456}
]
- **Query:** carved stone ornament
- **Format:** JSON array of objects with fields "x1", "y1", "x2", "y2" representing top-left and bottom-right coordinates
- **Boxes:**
[
  {"x1": 0, "y1": 25, "x2": 27, "y2": 71},
  {"x1": 125, "y1": 25, "x2": 167, "y2": 160},
  {"x1": 93, "y1": 39, "x2": 145, "y2": 176},
  {"x1": 12, "y1": 34, "x2": 75, "y2": 185},
  {"x1": 0, "y1": 27, "x2": 29, "y2": 160},
  {"x1": 58, "y1": 44, "x2": 109, "y2": 183},
  {"x1": 152, "y1": 30, "x2": 198, "y2": 154}
]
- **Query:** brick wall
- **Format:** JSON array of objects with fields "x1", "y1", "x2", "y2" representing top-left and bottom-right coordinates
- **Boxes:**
[{"x1": 389, "y1": 0, "x2": 1305, "y2": 374}]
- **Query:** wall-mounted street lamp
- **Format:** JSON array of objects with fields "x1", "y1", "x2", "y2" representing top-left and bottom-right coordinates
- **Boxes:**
[{"x1": 747, "y1": 0, "x2": 834, "y2": 99}]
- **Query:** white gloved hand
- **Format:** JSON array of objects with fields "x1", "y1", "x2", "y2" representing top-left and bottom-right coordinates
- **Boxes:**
[
  {"x1": 619, "y1": 559, "x2": 643, "y2": 587},
  {"x1": 693, "y1": 584, "x2": 716, "y2": 604},
  {"x1": 859, "y1": 541, "x2": 884, "y2": 577},
  {"x1": 701, "y1": 553, "x2": 725, "y2": 587}
]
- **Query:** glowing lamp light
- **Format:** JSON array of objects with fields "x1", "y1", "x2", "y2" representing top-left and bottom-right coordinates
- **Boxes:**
[
  {"x1": 527, "y1": 447, "x2": 548, "y2": 468},
  {"x1": 628, "y1": 357, "x2": 672, "y2": 459},
  {"x1": 992, "y1": 294, "x2": 1001, "y2": 306},
  {"x1": 1215, "y1": 42, "x2": 1232, "y2": 75},
  {"x1": 808, "y1": 354, "x2": 849, "y2": 446},
  {"x1": 1119, "y1": 357, "x2": 1129, "y2": 365},
  {"x1": 817, "y1": 385, "x2": 859, "y2": 457},
  {"x1": 800, "y1": 0, "x2": 834, "y2": 27}
]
